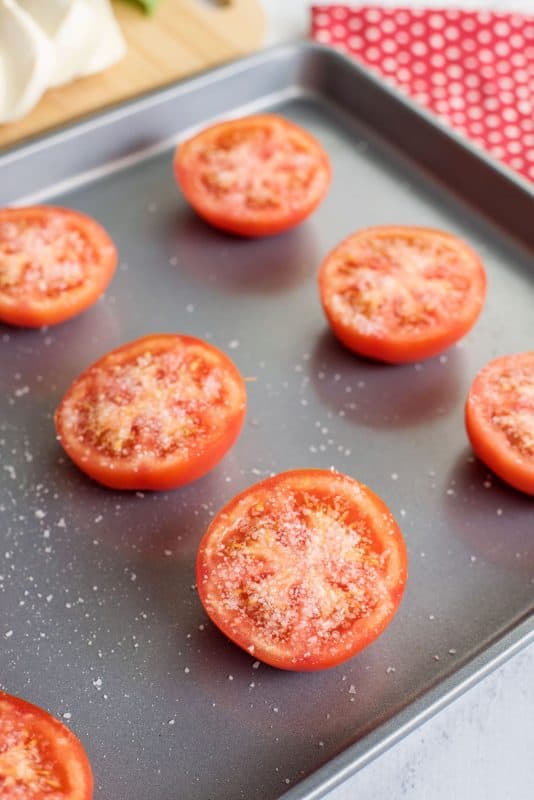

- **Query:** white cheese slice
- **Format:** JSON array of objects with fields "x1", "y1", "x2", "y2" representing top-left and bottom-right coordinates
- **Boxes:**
[
  {"x1": 0, "y1": 0, "x2": 53, "y2": 123},
  {"x1": 16, "y1": 0, "x2": 126, "y2": 87},
  {"x1": 80, "y1": 0, "x2": 126, "y2": 78}
]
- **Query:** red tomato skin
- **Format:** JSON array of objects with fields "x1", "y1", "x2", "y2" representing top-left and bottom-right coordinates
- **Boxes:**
[
  {"x1": 196, "y1": 469, "x2": 408, "y2": 671},
  {"x1": 0, "y1": 691, "x2": 93, "y2": 800},
  {"x1": 174, "y1": 114, "x2": 331, "y2": 237},
  {"x1": 54, "y1": 334, "x2": 247, "y2": 491},
  {"x1": 318, "y1": 226, "x2": 487, "y2": 364},
  {"x1": 0, "y1": 206, "x2": 117, "y2": 328},
  {"x1": 465, "y1": 353, "x2": 534, "y2": 496}
]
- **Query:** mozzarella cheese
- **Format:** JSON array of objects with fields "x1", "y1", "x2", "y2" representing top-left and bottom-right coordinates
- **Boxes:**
[
  {"x1": 0, "y1": 0, "x2": 53, "y2": 123},
  {"x1": 0, "y1": 0, "x2": 126, "y2": 123}
]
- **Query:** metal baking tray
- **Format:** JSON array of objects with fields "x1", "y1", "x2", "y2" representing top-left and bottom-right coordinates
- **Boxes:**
[{"x1": 1, "y1": 44, "x2": 533, "y2": 800}]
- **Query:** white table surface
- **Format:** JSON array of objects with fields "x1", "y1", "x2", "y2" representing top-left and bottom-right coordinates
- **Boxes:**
[{"x1": 259, "y1": 2, "x2": 534, "y2": 799}]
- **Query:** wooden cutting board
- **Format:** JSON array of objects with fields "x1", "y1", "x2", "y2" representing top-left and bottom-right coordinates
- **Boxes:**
[{"x1": 0, "y1": 0, "x2": 265, "y2": 149}]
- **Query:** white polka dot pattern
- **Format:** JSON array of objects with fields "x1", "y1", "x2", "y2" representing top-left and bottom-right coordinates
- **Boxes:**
[{"x1": 311, "y1": 5, "x2": 534, "y2": 182}]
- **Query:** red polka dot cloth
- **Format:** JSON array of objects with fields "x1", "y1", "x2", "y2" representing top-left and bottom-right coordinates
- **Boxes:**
[{"x1": 311, "y1": 5, "x2": 534, "y2": 182}]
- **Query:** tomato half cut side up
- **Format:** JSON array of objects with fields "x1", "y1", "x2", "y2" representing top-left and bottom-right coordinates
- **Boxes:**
[
  {"x1": 0, "y1": 206, "x2": 117, "y2": 328},
  {"x1": 0, "y1": 692, "x2": 93, "y2": 800},
  {"x1": 174, "y1": 114, "x2": 331, "y2": 237},
  {"x1": 465, "y1": 352, "x2": 534, "y2": 496},
  {"x1": 319, "y1": 226, "x2": 487, "y2": 363},
  {"x1": 197, "y1": 469, "x2": 408, "y2": 671},
  {"x1": 55, "y1": 334, "x2": 247, "y2": 490}
]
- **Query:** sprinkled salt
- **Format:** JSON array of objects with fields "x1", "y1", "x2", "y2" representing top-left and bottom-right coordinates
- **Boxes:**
[
  {"x1": 252, "y1": 661, "x2": 260, "y2": 670},
  {"x1": 348, "y1": 684, "x2": 357, "y2": 694},
  {"x1": 228, "y1": 339, "x2": 240, "y2": 350},
  {"x1": 63, "y1": 712, "x2": 72, "y2": 720},
  {"x1": 4, "y1": 630, "x2": 13, "y2": 638}
]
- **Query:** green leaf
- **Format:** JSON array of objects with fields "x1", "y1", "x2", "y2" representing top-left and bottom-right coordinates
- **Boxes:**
[{"x1": 124, "y1": 0, "x2": 161, "y2": 14}]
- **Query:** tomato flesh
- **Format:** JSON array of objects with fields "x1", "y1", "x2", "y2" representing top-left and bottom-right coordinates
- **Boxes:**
[
  {"x1": 465, "y1": 352, "x2": 534, "y2": 495},
  {"x1": 55, "y1": 334, "x2": 246, "y2": 490},
  {"x1": 197, "y1": 470, "x2": 407, "y2": 670},
  {"x1": 0, "y1": 206, "x2": 117, "y2": 328},
  {"x1": 0, "y1": 692, "x2": 93, "y2": 799},
  {"x1": 319, "y1": 226, "x2": 487, "y2": 363},
  {"x1": 175, "y1": 114, "x2": 331, "y2": 237}
]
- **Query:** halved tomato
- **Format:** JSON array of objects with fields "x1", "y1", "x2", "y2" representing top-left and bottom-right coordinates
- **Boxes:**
[
  {"x1": 197, "y1": 469, "x2": 407, "y2": 671},
  {"x1": 174, "y1": 114, "x2": 331, "y2": 237},
  {"x1": 465, "y1": 352, "x2": 534, "y2": 495},
  {"x1": 55, "y1": 334, "x2": 247, "y2": 490},
  {"x1": 0, "y1": 691, "x2": 93, "y2": 799},
  {"x1": 319, "y1": 226, "x2": 487, "y2": 363},
  {"x1": 0, "y1": 206, "x2": 117, "y2": 328}
]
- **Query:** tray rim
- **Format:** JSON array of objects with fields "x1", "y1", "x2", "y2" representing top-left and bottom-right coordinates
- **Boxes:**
[
  {"x1": 2, "y1": 42, "x2": 533, "y2": 198},
  {"x1": 1, "y1": 41, "x2": 533, "y2": 800}
]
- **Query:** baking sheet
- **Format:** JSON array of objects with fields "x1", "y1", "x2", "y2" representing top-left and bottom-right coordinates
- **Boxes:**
[{"x1": 1, "y1": 44, "x2": 533, "y2": 800}]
